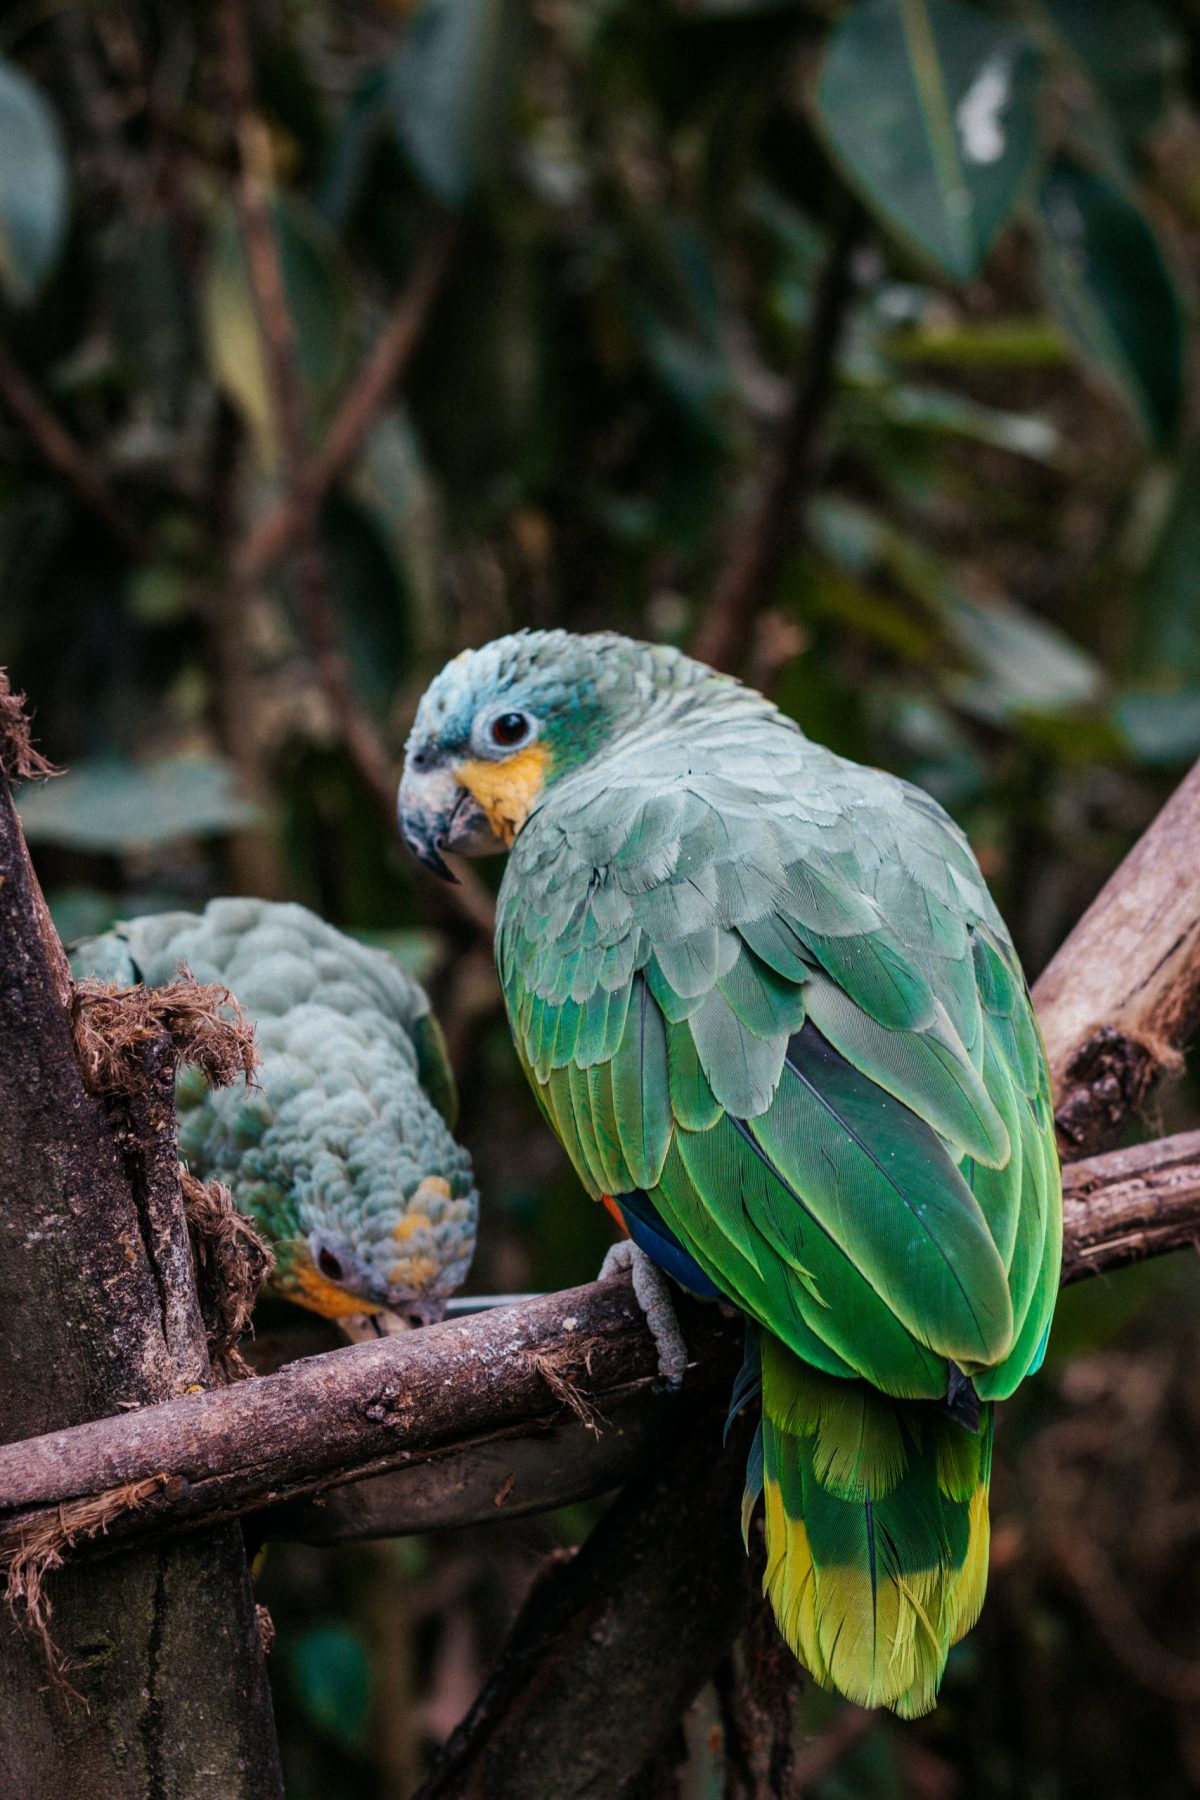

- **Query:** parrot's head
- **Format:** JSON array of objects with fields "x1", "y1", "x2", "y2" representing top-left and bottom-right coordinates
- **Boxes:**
[{"x1": 399, "y1": 629, "x2": 713, "y2": 875}]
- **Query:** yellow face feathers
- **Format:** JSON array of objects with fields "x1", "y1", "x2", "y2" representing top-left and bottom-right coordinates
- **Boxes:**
[
  {"x1": 289, "y1": 1259, "x2": 385, "y2": 1319},
  {"x1": 453, "y1": 743, "x2": 552, "y2": 846}
]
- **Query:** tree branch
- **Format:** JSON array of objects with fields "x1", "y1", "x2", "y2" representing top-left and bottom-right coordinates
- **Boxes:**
[
  {"x1": 690, "y1": 210, "x2": 862, "y2": 676},
  {"x1": 0, "y1": 1125, "x2": 1196, "y2": 1562},
  {"x1": 1032, "y1": 758, "x2": 1200, "y2": 1156},
  {"x1": 1060, "y1": 1129, "x2": 1200, "y2": 1282},
  {"x1": 414, "y1": 1401, "x2": 757, "y2": 1800},
  {"x1": 233, "y1": 223, "x2": 459, "y2": 585}
]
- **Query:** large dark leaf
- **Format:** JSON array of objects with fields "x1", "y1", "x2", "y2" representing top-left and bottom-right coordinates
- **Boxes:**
[
  {"x1": 386, "y1": 0, "x2": 521, "y2": 206},
  {"x1": 1041, "y1": 0, "x2": 1183, "y2": 146},
  {"x1": 814, "y1": 0, "x2": 1041, "y2": 281},
  {"x1": 1133, "y1": 442, "x2": 1200, "y2": 677},
  {"x1": 0, "y1": 56, "x2": 68, "y2": 304},
  {"x1": 16, "y1": 758, "x2": 259, "y2": 852},
  {"x1": 1036, "y1": 160, "x2": 1185, "y2": 446},
  {"x1": 318, "y1": 492, "x2": 411, "y2": 718}
]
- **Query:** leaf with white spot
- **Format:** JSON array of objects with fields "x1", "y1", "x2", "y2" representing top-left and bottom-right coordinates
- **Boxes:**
[
  {"x1": 814, "y1": 0, "x2": 1042, "y2": 281},
  {"x1": 0, "y1": 57, "x2": 68, "y2": 304}
]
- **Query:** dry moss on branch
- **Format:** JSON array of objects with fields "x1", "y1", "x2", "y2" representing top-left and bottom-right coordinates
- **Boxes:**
[
  {"x1": 0, "y1": 672, "x2": 59, "y2": 783},
  {"x1": 180, "y1": 1170, "x2": 273, "y2": 1382},
  {"x1": 3, "y1": 1477, "x2": 174, "y2": 1693},
  {"x1": 71, "y1": 972, "x2": 260, "y2": 1096}
]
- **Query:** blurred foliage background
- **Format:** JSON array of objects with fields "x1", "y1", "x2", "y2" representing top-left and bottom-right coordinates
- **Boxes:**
[{"x1": 4, "y1": 0, "x2": 1200, "y2": 1794}]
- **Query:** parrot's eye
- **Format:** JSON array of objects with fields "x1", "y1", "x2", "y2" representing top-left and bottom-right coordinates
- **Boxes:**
[
  {"x1": 491, "y1": 711, "x2": 531, "y2": 748},
  {"x1": 317, "y1": 1248, "x2": 344, "y2": 1282}
]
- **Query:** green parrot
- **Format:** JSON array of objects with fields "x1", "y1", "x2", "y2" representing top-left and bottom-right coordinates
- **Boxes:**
[
  {"x1": 399, "y1": 630, "x2": 1060, "y2": 1718},
  {"x1": 72, "y1": 898, "x2": 477, "y2": 1324}
]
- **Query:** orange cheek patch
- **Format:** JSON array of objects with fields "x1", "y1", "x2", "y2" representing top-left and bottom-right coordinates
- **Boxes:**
[
  {"x1": 453, "y1": 744, "x2": 551, "y2": 845},
  {"x1": 292, "y1": 1264, "x2": 384, "y2": 1319}
]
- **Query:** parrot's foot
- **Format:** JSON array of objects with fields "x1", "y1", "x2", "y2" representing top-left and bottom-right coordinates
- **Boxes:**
[{"x1": 598, "y1": 1239, "x2": 688, "y2": 1389}]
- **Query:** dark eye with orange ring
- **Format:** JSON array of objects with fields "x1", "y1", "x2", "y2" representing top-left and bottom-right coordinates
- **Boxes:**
[
  {"x1": 317, "y1": 1248, "x2": 344, "y2": 1282},
  {"x1": 491, "y1": 711, "x2": 530, "y2": 747}
]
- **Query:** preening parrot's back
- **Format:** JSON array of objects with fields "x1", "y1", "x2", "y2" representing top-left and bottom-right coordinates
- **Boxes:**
[{"x1": 72, "y1": 898, "x2": 477, "y2": 1320}]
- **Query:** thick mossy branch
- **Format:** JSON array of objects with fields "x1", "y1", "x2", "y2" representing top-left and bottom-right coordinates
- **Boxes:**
[
  {"x1": 0, "y1": 1125, "x2": 1197, "y2": 1572},
  {"x1": 0, "y1": 754, "x2": 282, "y2": 1793}
]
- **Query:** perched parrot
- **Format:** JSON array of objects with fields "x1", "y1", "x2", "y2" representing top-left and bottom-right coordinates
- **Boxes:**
[
  {"x1": 399, "y1": 630, "x2": 1061, "y2": 1717},
  {"x1": 72, "y1": 898, "x2": 477, "y2": 1324}
]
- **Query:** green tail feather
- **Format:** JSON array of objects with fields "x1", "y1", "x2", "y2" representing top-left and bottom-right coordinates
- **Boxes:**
[{"x1": 756, "y1": 1334, "x2": 993, "y2": 1718}]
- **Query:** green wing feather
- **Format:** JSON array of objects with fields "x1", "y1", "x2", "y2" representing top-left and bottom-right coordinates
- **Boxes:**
[
  {"x1": 496, "y1": 713, "x2": 1059, "y2": 1718},
  {"x1": 498, "y1": 744, "x2": 1059, "y2": 1406}
]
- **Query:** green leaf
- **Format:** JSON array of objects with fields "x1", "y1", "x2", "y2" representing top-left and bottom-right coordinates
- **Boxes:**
[
  {"x1": 1036, "y1": 161, "x2": 1185, "y2": 447},
  {"x1": 1134, "y1": 443, "x2": 1200, "y2": 678},
  {"x1": 386, "y1": 0, "x2": 520, "y2": 206},
  {"x1": 1114, "y1": 691, "x2": 1200, "y2": 765},
  {"x1": 1041, "y1": 0, "x2": 1183, "y2": 146},
  {"x1": 0, "y1": 57, "x2": 68, "y2": 304},
  {"x1": 356, "y1": 409, "x2": 441, "y2": 629},
  {"x1": 288, "y1": 1626, "x2": 372, "y2": 1754},
  {"x1": 814, "y1": 0, "x2": 1042, "y2": 281},
  {"x1": 846, "y1": 379, "x2": 1060, "y2": 462},
  {"x1": 318, "y1": 492, "x2": 411, "y2": 717},
  {"x1": 16, "y1": 758, "x2": 259, "y2": 852},
  {"x1": 884, "y1": 314, "x2": 1070, "y2": 367},
  {"x1": 946, "y1": 595, "x2": 1103, "y2": 719}
]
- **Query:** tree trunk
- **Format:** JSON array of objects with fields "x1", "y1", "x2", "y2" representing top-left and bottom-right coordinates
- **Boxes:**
[{"x1": 0, "y1": 749, "x2": 282, "y2": 1798}]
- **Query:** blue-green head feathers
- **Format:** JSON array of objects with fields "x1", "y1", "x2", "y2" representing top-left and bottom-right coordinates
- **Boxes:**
[
  {"x1": 398, "y1": 630, "x2": 770, "y2": 874},
  {"x1": 407, "y1": 630, "x2": 734, "y2": 778}
]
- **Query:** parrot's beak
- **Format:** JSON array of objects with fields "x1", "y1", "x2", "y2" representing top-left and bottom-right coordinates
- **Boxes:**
[{"x1": 398, "y1": 765, "x2": 495, "y2": 882}]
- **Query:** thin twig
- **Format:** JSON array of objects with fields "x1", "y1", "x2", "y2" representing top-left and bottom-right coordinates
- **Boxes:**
[
  {"x1": 0, "y1": 349, "x2": 144, "y2": 558},
  {"x1": 234, "y1": 223, "x2": 459, "y2": 584},
  {"x1": 212, "y1": 5, "x2": 491, "y2": 935},
  {"x1": 691, "y1": 209, "x2": 863, "y2": 676},
  {"x1": 215, "y1": 0, "x2": 307, "y2": 479}
]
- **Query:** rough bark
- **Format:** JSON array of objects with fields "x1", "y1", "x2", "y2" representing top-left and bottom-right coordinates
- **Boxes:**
[
  {"x1": 269, "y1": 1381, "x2": 670, "y2": 1545},
  {"x1": 1060, "y1": 1129, "x2": 1200, "y2": 1282},
  {"x1": 1032, "y1": 758, "x2": 1200, "y2": 1156},
  {"x1": 413, "y1": 1403, "x2": 756, "y2": 1800},
  {"x1": 0, "y1": 748, "x2": 282, "y2": 1799},
  {"x1": 0, "y1": 1287, "x2": 741, "y2": 1554}
]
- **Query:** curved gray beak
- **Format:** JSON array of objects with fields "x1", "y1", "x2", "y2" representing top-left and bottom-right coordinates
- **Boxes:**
[{"x1": 398, "y1": 766, "x2": 496, "y2": 882}]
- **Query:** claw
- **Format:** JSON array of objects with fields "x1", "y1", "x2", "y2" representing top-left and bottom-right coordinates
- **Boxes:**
[{"x1": 599, "y1": 1239, "x2": 688, "y2": 1389}]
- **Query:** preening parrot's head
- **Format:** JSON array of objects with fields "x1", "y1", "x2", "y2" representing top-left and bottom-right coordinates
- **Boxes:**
[
  {"x1": 72, "y1": 898, "x2": 478, "y2": 1329},
  {"x1": 399, "y1": 629, "x2": 719, "y2": 876}
]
